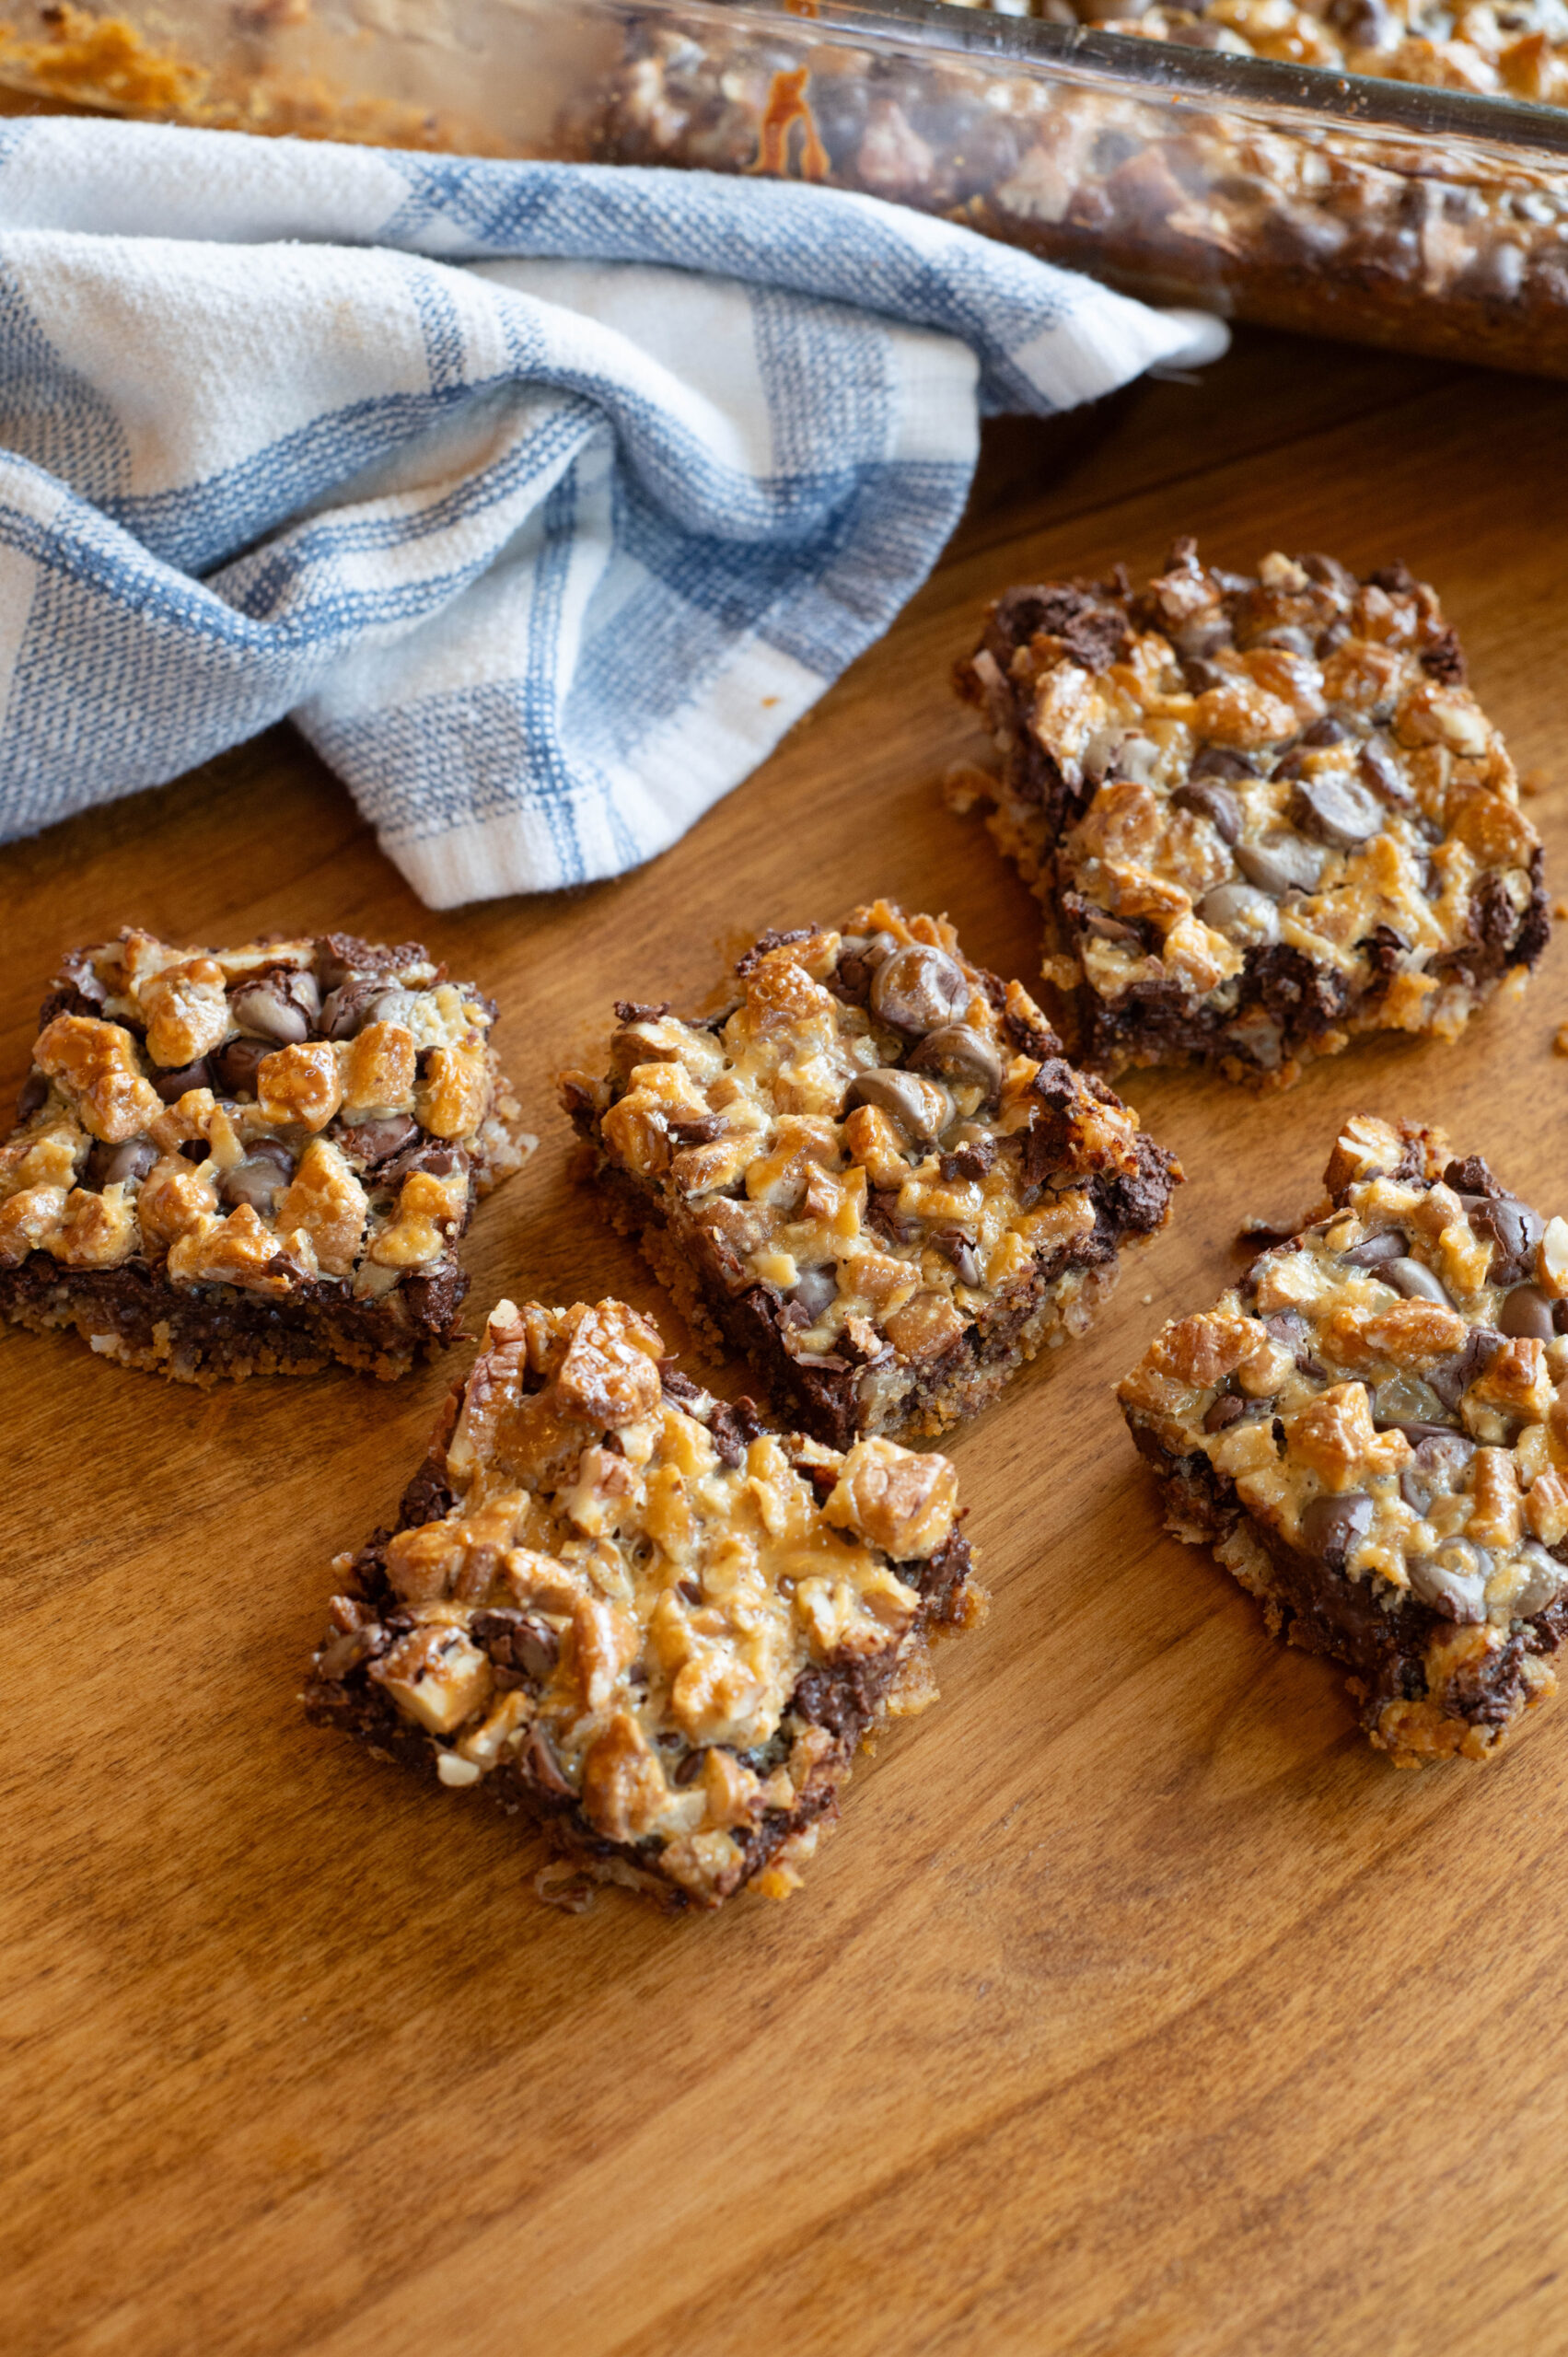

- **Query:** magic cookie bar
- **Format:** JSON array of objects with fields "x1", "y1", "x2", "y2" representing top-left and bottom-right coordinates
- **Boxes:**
[
  {"x1": 559, "y1": 903, "x2": 1179, "y2": 1447},
  {"x1": 958, "y1": 542, "x2": 1549, "y2": 1086},
  {"x1": 304, "y1": 1297, "x2": 981, "y2": 1910},
  {"x1": 0, "y1": 928, "x2": 528, "y2": 1381},
  {"x1": 1119, "y1": 1116, "x2": 1568, "y2": 1765}
]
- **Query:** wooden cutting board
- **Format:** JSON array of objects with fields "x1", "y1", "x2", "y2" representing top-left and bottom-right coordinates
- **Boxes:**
[{"x1": 6, "y1": 326, "x2": 1568, "y2": 2357}]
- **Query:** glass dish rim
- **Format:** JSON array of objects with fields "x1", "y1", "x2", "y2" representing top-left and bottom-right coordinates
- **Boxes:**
[{"x1": 637, "y1": 0, "x2": 1568, "y2": 161}]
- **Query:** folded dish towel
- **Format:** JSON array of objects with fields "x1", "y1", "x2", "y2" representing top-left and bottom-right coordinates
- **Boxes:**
[{"x1": 0, "y1": 120, "x2": 1224, "y2": 907}]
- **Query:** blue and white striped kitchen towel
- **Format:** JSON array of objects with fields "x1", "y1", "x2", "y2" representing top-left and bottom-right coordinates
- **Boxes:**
[{"x1": 0, "y1": 121, "x2": 1224, "y2": 907}]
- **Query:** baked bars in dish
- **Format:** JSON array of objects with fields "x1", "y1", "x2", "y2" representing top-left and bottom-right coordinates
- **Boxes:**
[
  {"x1": 559, "y1": 902, "x2": 1180, "y2": 1447},
  {"x1": 958, "y1": 541, "x2": 1548, "y2": 1085},
  {"x1": 1119, "y1": 1115, "x2": 1568, "y2": 1764},
  {"x1": 0, "y1": 927, "x2": 528, "y2": 1381},
  {"x1": 304, "y1": 1295, "x2": 983, "y2": 1910}
]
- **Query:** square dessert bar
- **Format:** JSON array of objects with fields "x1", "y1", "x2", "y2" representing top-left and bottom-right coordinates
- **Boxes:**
[
  {"x1": 1119, "y1": 1116, "x2": 1568, "y2": 1765},
  {"x1": 558, "y1": 903, "x2": 1180, "y2": 1447},
  {"x1": 0, "y1": 927, "x2": 528, "y2": 1381},
  {"x1": 958, "y1": 541, "x2": 1549, "y2": 1086},
  {"x1": 304, "y1": 1296, "x2": 982, "y2": 1910}
]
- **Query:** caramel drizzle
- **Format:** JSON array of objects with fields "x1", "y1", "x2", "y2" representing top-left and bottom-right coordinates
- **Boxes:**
[{"x1": 748, "y1": 66, "x2": 830, "y2": 184}]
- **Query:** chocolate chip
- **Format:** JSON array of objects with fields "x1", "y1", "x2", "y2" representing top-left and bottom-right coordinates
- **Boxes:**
[
  {"x1": 1443, "y1": 1156, "x2": 1498, "y2": 1197},
  {"x1": 1466, "y1": 1191, "x2": 1543, "y2": 1285},
  {"x1": 1500, "y1": 1283, "x2": 1556, "y2": 1341},
  {"x1": 932, "y1": 1228, "x2": 982, "y2": 1287},
  {"x1": 1299, "y1": 551, "x2": 1358, "y2": 595},
  {"x1": 1198, "y1": 882, "x2": 1279, "y2": 945},
  {"x1": 230, "y1": 970, "x2": 319, "y2": 1045},
  {"x1": 791, "y1": 1265, "x2": 838, "y2": 1319},
  {"x1": 668, "y1": 1112, "x2": 725, "y2": 1145},
  {"x1": 866, "y1": 1189, "x2": 917, "y2": 1247},
  {"x1": 1299, "y1": 714, "x2": 1347, "y2": 747},
  {"x1": 85, "y1": 1134, "x2": 157, "y2": 1190},
  {"x1": 869, "y1": 944, "x2": 970, "y2": 1036},
  {"x1": 209, "y1": 1039, "x2": 269, "y2": 1097},
  {"x1": 1172, "y1": 778, "x2": 1241, "y2": 842},
  {"x1": 1407, "y1": 1542, "x2": 1490, "y2": 1623},
  {"x1": 736, "y1": 926, "x2": 818, "y2": 978},
  {"x1": 1073, "y1": 903, "x2": 1143, "y2": 946},
  {"x1": 1191, "y1": 745, "x2": 1261, "y2": 782},
  {"x1": 613, "y1": 999, "x2": 671, "y2": 1024},
  {"x1": 337, "y1": 1113, "x2": 418, "y2": 1168},
  {"x1": 939, "y1": 1135, "x2": 996, "y2": 1183},
  {"x1": 708, "y1": 1397, "x2": 765, "y2": 1469},
  {"x1": 519, "y1": 1728, "x2": 572, "y2": 1799},
  {"x1": 513, "y1": 1620, "x2": 559, "y2": 1682},
  {"x1": 178, "y1": 1138, "x2": 211, "y2": 1164},
  {"x1": 1204, "y1": 1393, "x2": 1244, "y2": 1433},
  {"x1": 471, "y1": 1608, "x2": 558, "y2": 1682},
  {"x1": 1420, "y1": 627, "x2": 1466, "y2": 686},
  {"x1": 15, "y1": 1072, "x2": 46, "y2": 1122},
  {"x1": 318, "y1": 977, "x2": 396, "y2": 1040},
  {"x1": 151, "y1": 1056, "x2": 211, "y2": 1103},
  {"x1": 1357, "y1": 737, "x2": 1411, "y2": 807},
  {"x1": 1340, "y1": 1229, "x2": 1408, "y2": 1270},
  {"x1": 1400, "y1": 1432, "x2": 1475, "y2": 1515},
  {"x1": 677, "y1": 1579, "x2": 703, "y2": 1605},
  {"x1": 218, "y1": 1147, "x2": 296, "y2": 1211},
  {"x1": 1513, "y1": 1541, "x2": 1564, "y2": 1620},
  {"x1": 1299, "y1": 1491, "x2": 1374, "y2": 1565},
  {"x1": 1427, "y1": 1328, "x2": 1503, "y2": 1411},
  {"x1": 845, "y1": 1067, "x2": 948, "y2": 1144},
  {"x1": 1235, "y1": 834, "x2": 1328, "y2": 897},
  {"x1": 1251, "y1": 623, "x2": 1315, "y2": 657},
  {"x1": 1291, "y1": 773, "x2": 1384, "y2": 849},
  {"x1": 1382, "y1": 1256, "x2": 1453, "y2": 1306},
  {"x1": 673, "y1": 1749, "x2": 704, "y2": 1786},
  {"x1": 907, "y1": 1023, "x2": 1003, "y2": 1097}
]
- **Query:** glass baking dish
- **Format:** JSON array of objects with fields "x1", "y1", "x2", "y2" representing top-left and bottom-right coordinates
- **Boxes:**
[{"x1": 3, "y1": 0, "x2": 1568, "y2": 377}]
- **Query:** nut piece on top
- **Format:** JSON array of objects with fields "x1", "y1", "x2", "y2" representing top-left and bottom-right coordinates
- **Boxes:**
[
  {"x1": 304, "y1": 1296, "x2": 984, "y2": 1910},
  {"x1": 558, "y1": 902, "x2": 1180, "y2": 1448},
  {"x1": 0, "y1": 926, "x2": 530, "y2": 1382},
  {"x1": 957, "y1": 543, "x2": 1549, "y2": 1086},
  {"x1": 1118, "y1": 1115, "x2": 1568, "y2": 1765}
]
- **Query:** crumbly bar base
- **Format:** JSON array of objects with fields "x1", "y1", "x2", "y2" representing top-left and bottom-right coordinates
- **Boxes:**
[
  {"x1": 587, "y1": 1149, "x2": 1127, "y2": 1445},
  {"x1": 0, "y1": 1250, "x2": 466, "y2": 1384},
  {"x1": 1127, "y1": 1409, "x2": 1562, "y2": 1764}
]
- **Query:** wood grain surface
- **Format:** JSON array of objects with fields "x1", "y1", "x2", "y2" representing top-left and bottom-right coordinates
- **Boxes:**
[{"x1": 7, "y1": 327, "x2": 1568, "y2": 2357}]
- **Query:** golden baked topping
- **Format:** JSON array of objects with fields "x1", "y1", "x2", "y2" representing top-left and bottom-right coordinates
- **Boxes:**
[{"x1": 307, "y1": 1297, "x2": 976, "y2": 1909}]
